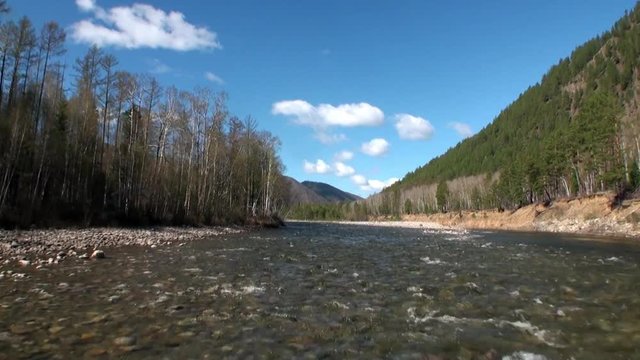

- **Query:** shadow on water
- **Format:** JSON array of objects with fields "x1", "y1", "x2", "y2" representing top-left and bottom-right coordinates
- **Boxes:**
[{"x1": 1, "y1": 222, "x2": 639, "y2": 359}]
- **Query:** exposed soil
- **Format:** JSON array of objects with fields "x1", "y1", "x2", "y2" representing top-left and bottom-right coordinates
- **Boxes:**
[{"x1": 402, "y1": 193, "x2": 640, "y2": 238}]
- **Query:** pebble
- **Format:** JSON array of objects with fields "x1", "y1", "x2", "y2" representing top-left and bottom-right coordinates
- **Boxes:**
[
  {"x1": 18, "y1": 259, "x2": 30, "y2": 267},
  {"x1": 113, "y1": 336, "x2": 136, "y2": 346},
  {"x1": 84, "y1": 347, "x2": 108, "y2": 357},
  {"x1": 91, "y1": 250, "x2": 105, "y2": 259},
  {"x1": 9, "y1": 324, "x2": 32, "y2": 335}
]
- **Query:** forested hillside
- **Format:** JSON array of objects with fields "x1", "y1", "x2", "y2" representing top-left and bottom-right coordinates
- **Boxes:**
[
  {"x1": 0, "y1": 3, "x2": 285, "y2": 227},
  {"x1": 289, "y1": 2, "x2": 640, "y2": 221}
]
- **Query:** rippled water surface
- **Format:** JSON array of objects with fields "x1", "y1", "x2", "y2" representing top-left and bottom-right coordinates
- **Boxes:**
[{"x1": 1, "y1": 222, "x2": 640, "y2": 359}]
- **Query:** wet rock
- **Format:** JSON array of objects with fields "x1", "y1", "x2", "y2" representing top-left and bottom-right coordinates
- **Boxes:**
[
  {"x1": 79, "y1": 253, "x2": 89, "y2": 260},
  {"x1": 18, "y1": 258, "x2": 30, "y2": 267},
  {"x1": 113, "y1": 336, "x2": 136, "y2": 346},
  {"x1": 9, "y1": 323, "x2": 32, "y2": 335},
  {"x1": 91, "y1": 250, "x2": 105, "y2": 259},
  {"x1": 84, "y1": 347, "x2": 108, "y2": 357},
  {"x1": 10, "y1": 241, "x2": 19, "y2": 248},
  {"x1": 164, "y1": 338, "x2": 181, "y2": 347},
  {"x1": 49, "y1": 325, "x2": 64, "y2": 335}
]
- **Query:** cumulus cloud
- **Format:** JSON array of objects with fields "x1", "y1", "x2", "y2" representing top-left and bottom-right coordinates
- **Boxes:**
[
  {"x1": 314, "y1": 132, "x2": 347, "y2": 144},
  {"x1": 334, "y1": 162, "x2": 355, "y2": 177},
  {"x1": 350, "y1": 174, "x2": 367, "y2": 186},
  {"x1": 349, "y1": 174, "x2": 398, "y2": 193},
  {"x1": 303, "y1": 159, "x2": 331, "y2": 174},
  {"x1": 71, "y1": 0, "x2": 221, "y2": 51},
  {"x1": 354, "y1": 177, "x2": 399, "y2": 192},
  {"x1": 77, "y1": 0, "x2": 97, "y2": 11},
  {"x1": 361, "y1": 138, "x2": 389, "y2": 157},
  {"x1": 148, "y1": 58, "x2": 171, "y2": 74},
  {"x1": 204, "y1": 71, "x2": 224, "y2": 84},
  {"x1": 272, "y1": 100, "x2": 384, "y2": 128},
  {"x1": 335, "y1": 150, "x2": 354, "y2": 161},
  {"x1": 449, "y1": 121, "x2": 474, "y2": 138},
  {"x1": 395, "y1": 114, "x2": 435, "y2": 140}
]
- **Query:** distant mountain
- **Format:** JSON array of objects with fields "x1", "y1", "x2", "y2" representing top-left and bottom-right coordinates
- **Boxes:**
[
  {"x1": 284, "y1": 177, "x2": 362, "y2": 205},
  {"x1": 301, "y1": 181, "x2": 362, "y2": 202}
]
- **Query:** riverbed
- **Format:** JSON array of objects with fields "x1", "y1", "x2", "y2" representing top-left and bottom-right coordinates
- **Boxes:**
[{"x1": 1, "y1": 222, "x2": 639, "y2": 359}]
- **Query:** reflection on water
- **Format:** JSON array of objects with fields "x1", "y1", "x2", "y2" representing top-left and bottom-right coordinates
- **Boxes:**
[{"x1": 1, "y1": 222, "x2": 639, "y2": 359}]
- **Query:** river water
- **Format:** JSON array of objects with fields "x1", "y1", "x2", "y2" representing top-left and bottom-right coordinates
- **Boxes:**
[{"x1": 1, "y1": 222, "x2": 639, "y2": 359}]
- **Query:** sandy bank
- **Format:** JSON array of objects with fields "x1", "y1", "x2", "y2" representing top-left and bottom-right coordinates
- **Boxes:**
[
  {"x1": 0, "y1": 226, "x2": 242, "y2": 267},
  {"x1": 401, "y1": 194, "x2": 640, "y2": 238}
]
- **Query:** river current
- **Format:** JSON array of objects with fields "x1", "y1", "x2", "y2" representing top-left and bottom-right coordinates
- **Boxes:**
[{"x1": 1, "y1": 222, "x2": 639, "y2": 359}]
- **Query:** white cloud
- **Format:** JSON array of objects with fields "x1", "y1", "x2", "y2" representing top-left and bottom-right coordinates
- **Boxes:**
[
  {"x1": 360, "y1": 177, "x2": 399, "y2": 192},
  {"x1": 205, "y1": 71, "x2": 224, "y2": 84},
  {"x1": 303, "y1": 159, "x2": 331, "y2": 174},
  {"x1": 351, "y1": 174, "x2": 367, "y2": 186},
  {"x1": 335, "y1": 150, "x2": 354, "y2": 161},
  {"x1": 71, "y1": 0, "x2": 221, "y2": 51},
  {"x1": 395, "y1": 114, "x2": 434, "y2": 140},
  {"x1": 334, "y1": 162, "x2": 355, "y2": 177},
  {"x1": 314, "y1": 132, "x2": 347, "y2": 144},
  {"x1": 361, "y1": 138, "x2": 389, "y2": 157},
  {"x1": 77, "y1": 0, "x2": 96, "y2": 12},
  {"x1": 272, "y1": 100, "x2": 384, "y2": 128},
  {"x1": 449, "y1": 121, "x2": 474, "y2": 138},
  {"x1": 148, "y1": 58, "x2": 171, "y2": 74}
]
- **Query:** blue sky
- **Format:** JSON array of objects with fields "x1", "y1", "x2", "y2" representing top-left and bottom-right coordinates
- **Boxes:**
[{"x1": 10, "y1": 0, "x2": 638, "y2": 196}]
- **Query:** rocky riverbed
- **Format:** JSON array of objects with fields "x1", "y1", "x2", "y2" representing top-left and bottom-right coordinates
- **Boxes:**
[{"x1": 0, "y1": 227, "x2": 242, "y2": 269}]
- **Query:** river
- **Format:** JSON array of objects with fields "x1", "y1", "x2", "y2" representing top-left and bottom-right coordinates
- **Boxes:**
[{"x1": 1, "y1": 222, "x2": 639, "y2": 359}]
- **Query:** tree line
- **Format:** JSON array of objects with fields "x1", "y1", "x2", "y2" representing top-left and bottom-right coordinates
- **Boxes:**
[{"x1": 0, "y1": 3, "x2": 286, "y2": 228}]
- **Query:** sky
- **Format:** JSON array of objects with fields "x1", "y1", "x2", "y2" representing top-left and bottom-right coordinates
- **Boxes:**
[{"x1": 9, "y1": 0, "x2": 639, "y2": 196}]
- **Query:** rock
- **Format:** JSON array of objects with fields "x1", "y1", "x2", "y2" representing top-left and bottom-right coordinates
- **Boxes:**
[
  {"x1": 84, "y1": 347, "x2": 108, "y2": 357},
  {"x1": 9, "y1": 324, "x2": 32, "y2": 335},
  {"x1": 91, "y1": 250, "x2": 105, "y2": 259},
  {"x1": 18, "y1": 259, "x2": 30, "y2": 267},
  {"x1": 10, "y1": 241, "x2": 19, "y2": 248},
  {"x1": 113, "y1": 336, "x2": 136, "y2": 346},
  {"x1": 79, "y1": 253, "x2": 89, "y2": 260},
  {"x1": 48, "y1": 325, "x2": 64, "y2": 335}
]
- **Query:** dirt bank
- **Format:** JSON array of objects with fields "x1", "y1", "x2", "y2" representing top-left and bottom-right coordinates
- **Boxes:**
[{"x1": 402, "y1": 193, "x2": 640, "y2": 238}]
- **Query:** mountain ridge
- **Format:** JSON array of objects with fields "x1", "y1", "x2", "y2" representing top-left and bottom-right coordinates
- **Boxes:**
[{"x1": 284, "y1": 177, "x2": 362, "y2": 206}]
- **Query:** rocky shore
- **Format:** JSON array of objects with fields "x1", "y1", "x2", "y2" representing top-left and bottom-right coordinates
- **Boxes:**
[{"x1": 0, "y1": 227, "x2": 242, "y2": 268}]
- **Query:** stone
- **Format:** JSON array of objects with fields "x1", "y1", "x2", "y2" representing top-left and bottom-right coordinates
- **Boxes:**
[
  {"x1": 79, "y1": 253, "x2": 89, "y2": 260},
  {"x1": 9, "y1": 324, "x2": 32, "y2": 335},
  {"x1": 91, "y1": 250, "x2": 105, "y2": 259},
  {"x1": 84, "y1": 347, "x2": 108, "y2": 357},
  {"x1": 113, "y1": 336, "x2": 136, "y2": 346},
  {"x1": 10, "y1": 241, "x2": 19, "y2": 248},
  {"x1": 18, "y1": 259, "x2": 30, "y2": 267}
]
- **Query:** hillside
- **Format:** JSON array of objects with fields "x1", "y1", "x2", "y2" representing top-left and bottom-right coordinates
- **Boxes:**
[
  {"x1": 284, "y1": 177, "x2": 361, "y2": 206},
  {"x1": 301, "y1": 181, "x2": 363, "y2": 203}
]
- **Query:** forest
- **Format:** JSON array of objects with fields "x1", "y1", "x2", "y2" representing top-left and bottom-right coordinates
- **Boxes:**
[
  {"x1": 290, "y1": 3, "x2": 640, "y2": 220},
  {"x1": 0, "y1": 3, "x2": 286, "y2": 228}
]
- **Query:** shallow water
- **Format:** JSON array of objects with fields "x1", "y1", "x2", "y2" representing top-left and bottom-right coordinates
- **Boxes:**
[{"x1": 1, "y1": 222, "x2": 640, "y2": 359}]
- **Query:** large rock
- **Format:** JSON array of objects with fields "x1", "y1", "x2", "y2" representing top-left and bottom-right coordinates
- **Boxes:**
[{"x1": 91, "y1": 250, "x2": 105, "y2": 259}]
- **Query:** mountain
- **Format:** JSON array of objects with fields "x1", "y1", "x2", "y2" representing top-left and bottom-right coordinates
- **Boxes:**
[
  {"x1": 369, "y1": 3, "x2": 640, "y2": 215},
  {"x1": 284, "y1": 177, "x2": 362, "y2": 205},
  {"x1": 301, "y1": 181, "x2": 363, "y2": 203}
]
